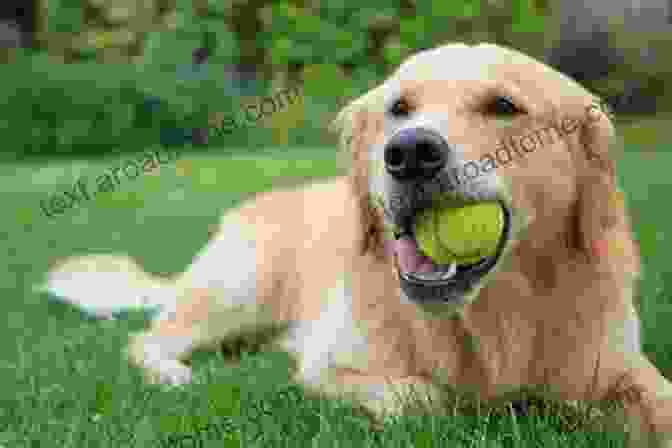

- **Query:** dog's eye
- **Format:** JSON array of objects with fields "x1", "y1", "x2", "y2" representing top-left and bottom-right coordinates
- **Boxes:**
[
  {"x1": 389, "y1": 98, "x2": 411, "y2": 118},
  {"x1": 486, "y1": 96, "x2": 524, "y2": 116}
]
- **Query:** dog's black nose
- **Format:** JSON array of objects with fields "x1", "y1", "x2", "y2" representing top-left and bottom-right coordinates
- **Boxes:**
[{"x1": 384, "y1": 127, "x2": 448, "y2": 181}]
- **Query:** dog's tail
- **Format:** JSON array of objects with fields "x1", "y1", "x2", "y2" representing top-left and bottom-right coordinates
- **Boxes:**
[{"x1": 34, "y1": 254, "x2": 174, "y2": 319}]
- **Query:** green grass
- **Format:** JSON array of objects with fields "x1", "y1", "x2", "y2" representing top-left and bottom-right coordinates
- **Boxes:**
[{"x1": 1, "y1": 143, "x2": 670, "y2": 447}]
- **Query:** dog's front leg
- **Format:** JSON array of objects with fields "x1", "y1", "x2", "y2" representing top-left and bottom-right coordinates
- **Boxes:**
[
  {"x1": 606, "y1": 356, "x2": 672, "y2": 448},
  {"x1": 281, "y1": 277, "x2": 442, "y2": 420}
]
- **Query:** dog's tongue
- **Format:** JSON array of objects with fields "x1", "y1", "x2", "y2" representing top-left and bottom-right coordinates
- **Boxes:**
[{"x1": 395, "y1": 236, "x2": 436, "y2": 273}]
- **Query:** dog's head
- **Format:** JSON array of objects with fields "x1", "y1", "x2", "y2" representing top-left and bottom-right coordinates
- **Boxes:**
[{"x1": 333, "y1": 43, "x2": 634, "y2": 314}]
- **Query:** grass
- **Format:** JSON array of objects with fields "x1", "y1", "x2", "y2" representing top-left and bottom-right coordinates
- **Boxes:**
[{"x1": 1, "y1": 141, "x2": 671, "y2": 447}]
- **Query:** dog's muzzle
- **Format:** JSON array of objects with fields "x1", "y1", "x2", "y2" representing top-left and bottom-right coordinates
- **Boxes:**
[
  {"x1": 384, "y1": 127, "x2": 448, "y2": 182},
  {"x1": 382, "y1": 127, "x2": 512, "y2": 307}
]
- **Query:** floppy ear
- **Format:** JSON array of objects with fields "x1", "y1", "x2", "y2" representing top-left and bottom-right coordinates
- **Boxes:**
[
  {"x1": 331, "y1": 92, "x2": 387, "y2": 260},
  {"x1": 573, "y1": 101, "x2": 638, "y2": 269}
]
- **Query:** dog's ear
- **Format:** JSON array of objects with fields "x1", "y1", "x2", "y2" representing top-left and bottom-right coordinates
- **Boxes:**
[
  {"x1": 572, "y1": 100, "x2": 638, "y2": 269},
  {"x1": 331, "y1": 90, "x2": 387, "y2": 259}
]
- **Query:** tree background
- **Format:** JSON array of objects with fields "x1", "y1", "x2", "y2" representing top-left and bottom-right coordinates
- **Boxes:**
[{"x1": 1, "y1": 0, "x2": 669, "y2": 158}]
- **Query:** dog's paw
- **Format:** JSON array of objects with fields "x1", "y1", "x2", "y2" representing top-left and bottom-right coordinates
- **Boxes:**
[{"x1": 145, "y1": 360, "x2": 193, "y2": 386}]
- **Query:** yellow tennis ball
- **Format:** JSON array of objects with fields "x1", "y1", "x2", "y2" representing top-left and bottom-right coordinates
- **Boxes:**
[{"x1": 414, "y1": 202, "x2": 504, "y2": 265}]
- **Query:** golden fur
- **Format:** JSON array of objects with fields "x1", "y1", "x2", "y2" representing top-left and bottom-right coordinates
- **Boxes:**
[{"x1": 42, "y1": 43, "x2": 672, "y2": 447}]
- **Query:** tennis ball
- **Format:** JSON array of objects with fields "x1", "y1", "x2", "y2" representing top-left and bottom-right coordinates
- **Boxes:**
[{"x1": 414, "y1": 202, "x2": 504, "y2": 265}]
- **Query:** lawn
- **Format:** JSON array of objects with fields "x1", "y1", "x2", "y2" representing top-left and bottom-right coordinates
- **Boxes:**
[{"x1": 1, "y1": 142, "x2": 670, "y2": 447}]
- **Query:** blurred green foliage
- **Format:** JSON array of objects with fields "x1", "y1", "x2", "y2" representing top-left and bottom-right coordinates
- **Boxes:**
[
  {"x1": 9, "y1": 0, "x2": 552, "y2": 158},
  {"x1": 44, "y1": 0, "x2": 84, "y2": 35}
]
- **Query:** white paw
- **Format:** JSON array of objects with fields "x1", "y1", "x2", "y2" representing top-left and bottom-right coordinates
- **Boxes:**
[{"x1": 146, "y1": 360, "x2": 193, "y2": 386}]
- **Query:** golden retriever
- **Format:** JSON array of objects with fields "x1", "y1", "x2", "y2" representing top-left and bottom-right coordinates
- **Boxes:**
[{"x1": 41, "y1": 43, "x2": 672, "y2": 447}]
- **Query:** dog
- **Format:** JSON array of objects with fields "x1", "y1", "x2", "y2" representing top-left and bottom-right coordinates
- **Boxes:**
[{"x1": 39, "y1": 43, "x2": 672, "y2": 446}]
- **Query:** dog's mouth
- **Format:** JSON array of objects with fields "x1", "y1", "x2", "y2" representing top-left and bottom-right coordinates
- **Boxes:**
[{"x1": 391, "y1": 201, "x2": 511, "y2": 305}]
